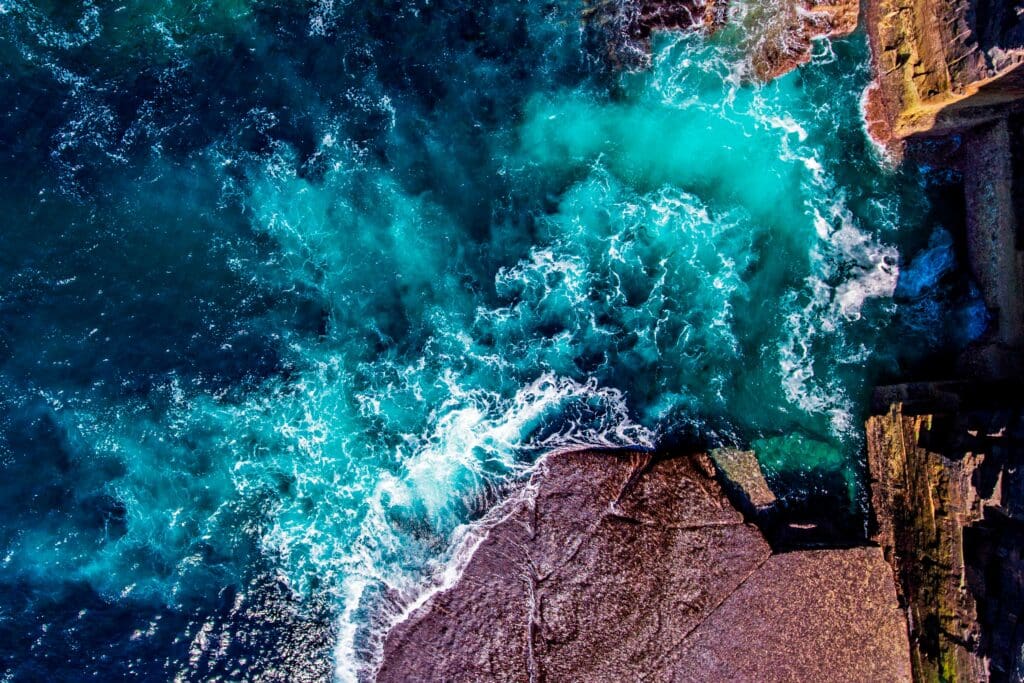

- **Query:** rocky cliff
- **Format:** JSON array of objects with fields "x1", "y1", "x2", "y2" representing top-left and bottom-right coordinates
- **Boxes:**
[
  {"x1": 857, "y1": 0, "x2": 1024, "y2": 377},
  {"x1": 859, "y1": 2, "x2": 1024, "y2": 681},
  {"x1": 863, "y1": 0, "x2": 1024, "y2": 143},
  {"x1": 867, "y1": 386, "x2": 1024, "y2": 681},
  {"x1": 377, "y1": 449, "x2": 911, "y2": 682},
  {"x1": 957, "y1": 116, "x2": 1024, "y2": 379}
]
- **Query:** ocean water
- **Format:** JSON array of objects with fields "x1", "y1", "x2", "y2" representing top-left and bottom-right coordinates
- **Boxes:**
[{"x1": 0, "y1": 1, "x2": 985, "y2": 680}]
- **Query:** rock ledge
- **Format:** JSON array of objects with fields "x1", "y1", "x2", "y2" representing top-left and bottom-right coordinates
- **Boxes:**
[{"x1": 377, "y1": 449, "x2": 910, "y2": 682}]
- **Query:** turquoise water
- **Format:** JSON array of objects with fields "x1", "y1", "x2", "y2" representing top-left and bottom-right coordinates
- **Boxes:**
[{"x1": 0, "y1": 1, "x2": 984, "y2": 678}]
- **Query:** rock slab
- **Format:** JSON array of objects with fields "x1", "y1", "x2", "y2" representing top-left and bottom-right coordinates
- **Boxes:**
[
  {"x1": 709, "y1": 447, "x2": 777, "y2": 513},
  {"x1": 663, "y1": 548, "x2": 912, "y2": 682},
  {"x1": 377, "y1": 450, "x2": 911, "y2": 682}
]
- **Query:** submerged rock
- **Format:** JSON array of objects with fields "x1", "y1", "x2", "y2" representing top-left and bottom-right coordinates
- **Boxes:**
[{"x1": 376, "y1": 449, "x2": 910, "y2": 682}]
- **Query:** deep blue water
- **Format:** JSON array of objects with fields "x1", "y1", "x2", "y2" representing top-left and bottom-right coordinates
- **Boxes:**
[{"x1": 0, "y1": 1, "x2": 986, "y2": 679}]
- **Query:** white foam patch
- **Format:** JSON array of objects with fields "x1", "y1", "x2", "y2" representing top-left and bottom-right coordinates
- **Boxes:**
[
  {"x1": 648, "y1": 34, "x2": 902, "y2": 437},
  {"x1": 777, "y1": 179, "x2": 898, "y2": 435}
]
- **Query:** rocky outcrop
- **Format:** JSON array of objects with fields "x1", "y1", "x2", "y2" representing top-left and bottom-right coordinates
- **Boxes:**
[
  {"x1": 863, "y1": 0, "x2": 1024, "y2": 143},
  {"x1": 595, "y1": 0, "x2": 1024, "y2": 132},
  {"x1": 859, "y1": 0, "x2": 1024, "y2": 379},
  {"x1": 861, "y1": 2, "x2": 1024, "y2": 663},
  {"x1": 585, "y1": 0, "x2": 858, "y2": 79},
  {"x1": 584, "y1": 0, "x2": 728, "y2": 68},
  {"x1": 740, "y1": 0, "x2": 859, "y2": 80},
  {"x1": 958, "y1": 117, "x2": 1024, "y2": 379},
  {"x1": 377, "y1": 449, "x2": 911, "y2": 682},
  {"x1": 867, "y1": 389, "x2": 1024, "y2": 681}
]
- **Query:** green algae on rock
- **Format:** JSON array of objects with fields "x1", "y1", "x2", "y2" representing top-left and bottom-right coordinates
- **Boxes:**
[{"x1": 868, "y1": 390, "x2": 1024, "y2": 681}]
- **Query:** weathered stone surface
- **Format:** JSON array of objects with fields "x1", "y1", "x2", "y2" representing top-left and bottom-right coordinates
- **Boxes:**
[
  {"x1": 867, "y1": 395, "x2": 1024, "y2": 681},
  {"x1": 377, "y1": 449, "x2": 911, "y2": 682},
  {"x1": 866, "y1": 13, "x2": 1024, "y2": 381},
  {"x1": 661, "y1": 548, "x2": 912, "y2": 682},
  {"x1": 863, "y1": 0, "x2": 1024, "y2": 143},
  {"x1": 709, "y1": 447, "x2": 777, "y2": 512},
  {"x1": 377, "y1": 450, "x2": 769, "y2": 682},
  {"x1": 958, "y1": 118, "x2": 1024, "y2": 378}
]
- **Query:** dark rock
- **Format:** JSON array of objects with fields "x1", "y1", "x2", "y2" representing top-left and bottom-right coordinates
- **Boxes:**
[
  {"x1": 958, "y1": 118, "x2": 1024, "y2": 379},
  {"x1": 584, "y1": 0, "x2": 728, "y2": 69},
  {"x1": 585, "y1": 0, "x2": 857, "y2": 79},
  {"x1": 867, "y1": 395, "x2": 1024, "y2": 681}
]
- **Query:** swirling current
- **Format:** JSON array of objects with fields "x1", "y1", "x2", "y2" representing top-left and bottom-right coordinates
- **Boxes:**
[{"x1": 0, "y1": 1, "x2": 988, "y2": 680}]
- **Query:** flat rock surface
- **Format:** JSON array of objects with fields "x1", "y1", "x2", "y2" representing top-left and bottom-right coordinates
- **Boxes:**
[
  {"x1": 661, "y1": 548, "x2": 912, "y2": 682},
  {"x1": 709, "y1": 447, "x2": 776, "y2": 511},
  {"x1": 376, "y1": 450, "x2": 911, "y2": 682}
]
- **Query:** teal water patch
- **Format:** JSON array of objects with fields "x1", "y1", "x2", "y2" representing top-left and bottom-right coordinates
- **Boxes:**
[
  {"x1": 515, "y1": 34, "x2": 903, "y2": 438},
  {"x1": 0, "y1": 1, "x2": 983, "y2": 678},
  {"x1": 752, "y1": 432, "x2": 855, "y2": 512}
]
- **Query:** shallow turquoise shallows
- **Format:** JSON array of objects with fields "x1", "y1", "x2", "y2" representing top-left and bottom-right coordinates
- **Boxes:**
[{"x1": 0, "y1": 0, "x2": 984, "y2": 678}]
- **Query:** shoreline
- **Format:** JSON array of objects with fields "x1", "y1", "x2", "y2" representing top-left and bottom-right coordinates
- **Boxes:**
[{"x1": 371, "y1": 0, "x2": 1024, "y2": 677}]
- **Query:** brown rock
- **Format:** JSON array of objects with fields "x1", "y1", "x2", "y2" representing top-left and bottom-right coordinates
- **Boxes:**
[
  {"x1": 662, "y1": 548, "x2": 912, "y2": 682},
  {"x1": 867, "y1": 402, "x2": 985, "y2": 680},
  {"x1": 377, "y1": 450, "x2": 911, "y2": 682},
  {"x1": 740, "y1": 0, "x2": 859, "y2": 81},
  {"x1": 867, "y1": 394, "x2": 1024, "y2": 680},
  {"x1": 863, "y1": 0, "x2": 1024, "y2": 144},
  {"x1": 584, "y1": 0, "x2": 857, "y2": 80},
  {"x1": 709, "y1": 447, "x2": 777, "y2": 512}
]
